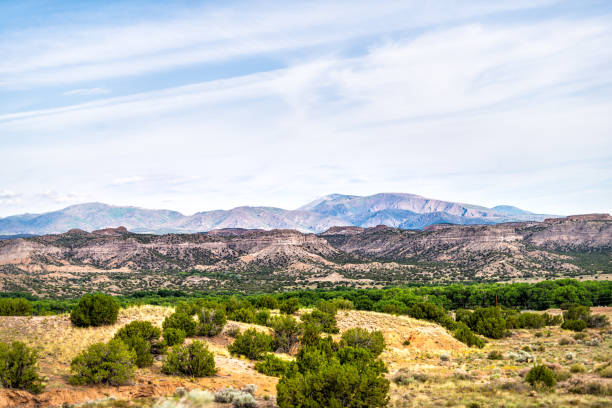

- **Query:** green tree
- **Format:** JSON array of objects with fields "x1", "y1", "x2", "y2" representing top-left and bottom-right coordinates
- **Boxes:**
[
  {"x1": 70, "y1": 293, "x2": 119, "y2": 327},
  {"x1": 228, "y1": 329, "x2": 274, "y2": 360},
  {"x1": 163, "y1": 312, "x2": 196, "y2": 337},
  {"x1": 0, "y1": 341, "x2": 45, "y2": 393},
  {"x1": 279, "y1": 298, "x2": 299, "y2": 315},
  {"x1": 340, "y1": 328, "x2": 385, "y2": 357},
  {"x1": 69, "y1": 339, "x2": 136, "y2": 385},
  {"x1": 162, "y1": 340, "x2": 216, "y2": 377},
  {"x1": 197, "y1": 307, "x2": 227, "y2": 336}
]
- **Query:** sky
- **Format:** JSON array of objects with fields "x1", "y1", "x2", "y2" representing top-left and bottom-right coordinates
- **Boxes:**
[{"x1": 1, "y1": 0, "x2": 611, "y2": 217}]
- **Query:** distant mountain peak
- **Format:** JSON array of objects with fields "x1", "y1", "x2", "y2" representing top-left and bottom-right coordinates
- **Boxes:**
[{"x1": 0, "y1": 193, "x2": 559, "y2": 235}]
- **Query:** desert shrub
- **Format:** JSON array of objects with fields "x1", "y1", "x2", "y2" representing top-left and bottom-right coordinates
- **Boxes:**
[
  {"x1": 331, "y1": 298, "x2": 354, "y2": 310},
  {"x1": 518, "y1": 312, "x2": 546, "y2": 329},
  {"x1": 228, "y1": 307, "x2": 256, "y2": 324},
  {"x1": 174, "y1": 301, "x2": 201, "y2": 316},
  {"x1": 69, "y1": 339, "x2": 135, "y2": 385},
  {"x1": 568, "y1": 379, "x2": 612, "y2": 396},
  {"x1": 455, "y1": 309, "x2": 473, "y2": 325},
  {"x1": 256, "y1": 295, "x2": 278, "y2": 310},
  {"x1": 163, "y1": 312, "x2": 197, "y2": 337},
  {"x1": 598, "y1": 365, "x2": 612, "y2": 378},
  {"x1": 543, "y1": 313, "x2": 563, "y2": 326},
  {"x1": 487, "y1": 350, "x2": 503, "y2": 360},
  {"x1": 255, "y1": 309, "x2": 271, "y2": 326},
  {"x1": 559, "y1": 336, "x2": 575, "y2": 345},
  {"x1": 279, "y1": 298, "x2": 299, "y2": 315},
  {"x1": 70, "y1": 293, "x2": 119, "y2": 327},
  {"x1": 573, "y1": 332, "x2": 588, "y2": 340},
  {"x1": 254, "y1": 353, "x2": 297, "y2": 377},
  {"x1": 300, "y1": 309, "x2": 338, "y2": 333},
  {"x1": 300, "y1": 322, "x2": 323, "y2": 347},
  {"x1": 228, "y1": 328, "x2": 274, "y2": 360},
  {"x1": 562, "y1": 319, "x2": 587, "y2": 332},
  {"x1": 340, "y1": 328, "x2": 385, "y2": 357},
  {"x1": 163, "y1": 328, "x2": 186, "y2": 347},
  {"x1": 162, "y1": 340, "x2": 216, "y2": 377},
  {"x1": 225, "y1": 324, "x2": 241, "y2": 338},
  {"x1": 563, "y1": 305, "x2": 590, "y2": 322},
  {"x1": 570, "y1": 363, "x2": 586, "y2": 373},
  {"x1": 0, "y1": 341, "x2": 45, "y2": 393},
  {"x1": 470, "y1": 307, "x2": 507, "y2": 339},
  {"x1": 316, "y1": 300, "x2": 338, "y2": 316},
  {"x1": 554, "y1": 369, "x2": 571, "y2": 382},
  {"x1": 406, "y1": 302, "x2": 456, "y2": 330},
  {"x1": 269, "y1": 315, "x2": 301, "y2": 353},
  {"x1": 214, "y1": 387, "x2": 257, "y2": 407},
  {"x1": 374, "y1": 299, "x2": 407, "y2": 315},
  {"x1": 0, "y1": 298, "x2": 33, "y2": 316},
  {"x1": 277, "y1": 357, "x2": 389, "y2": 408},
  {"x1": 453, "y1": 322, "x2": 485, "y2": 348},
  {"x1": 197, "y1": 307, "x2": 227, "y2": 336},
  {"x1": 114, "y1": 320, "x2": 162, "y2": 366},
  {"x1": 526, "y1": 364, "x2": 556, "y2": 388},
  {"x1": 586, "y1": 314, "x2": 609, "y2": 328}
]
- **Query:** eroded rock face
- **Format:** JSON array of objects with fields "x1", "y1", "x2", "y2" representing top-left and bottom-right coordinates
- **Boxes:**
[{"x1": 0, "y1": 215, "x2": 609, "y2": 295}]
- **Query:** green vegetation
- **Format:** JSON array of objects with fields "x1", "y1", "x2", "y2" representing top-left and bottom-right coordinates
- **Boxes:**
[
  {"x1": 269, "y1": 315, "x2": 301, "y2": 353},
  {"x1": 254, "y1": 353, "x2": 297, "y2": 377},
  {"x1": 162, "y1": 312, "x2": 196, "y2": 337},
  {"x1": 69, "y1": 339, "x2": 136, "y2": 385},
  {"x1": 0, "y1": 341, "x2": 45, "y2": 393},
  {"x1": 196, "y1": 307, "x2": 227, "y2": 336},
  {"x1": 0, "y1": 297, "x2": 33, "y2": 316},
  {"x1": 2, "y1": 279, "x2": 610, "y2": 317},
  {"x1": 276, "y1": 328, "x2": 389, "y2": 408},
  {"x1": 526, "y1": 364, "x2": 556, "y2": 388},
  {"x1": 163, "y1": 327, "x2": 186, "y2": 347},
  {"x1": 228, "y1": 328, "x2": 274, "y2": 360},
  {"x1": 340, "y1": 328, "x2": 385, "y2": 356},
  {"x1": 161, "y1": 340, "x2": 216, "y2": 377},
  {"x1": 70, "y1": 293, "x2": 119, "y2": 327},
  {"x1": 113, "y1": 320, "x2": 162, "y2": 367}
]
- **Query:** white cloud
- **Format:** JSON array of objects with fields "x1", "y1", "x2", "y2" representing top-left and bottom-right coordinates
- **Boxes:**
[
  {"x1": 0, "y1": 1, "x2": 610, "y2": 217},
  {"x1": 63, "y1": 87, "x2": 110, "y2": 96}
]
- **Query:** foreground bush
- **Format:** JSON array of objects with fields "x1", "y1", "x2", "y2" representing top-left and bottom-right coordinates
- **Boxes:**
[
  {"x1": 561, "y1": 319, "x2": 587, "y2": 332},
  {"x1": 0, "y1": 298, "x2": 33, "y2": 316},
  {"x1": 197, "y1": 307, "x2": 227, "y2": 336},
  {"x1": 70, "y1": 293, "x2": 120, "y2": 327},
  {"x1": 277, "y1": 355, "x2": 389, "y2": 408},
  {"x1": 214, "y1": 386, "x2": 257, "y2": 408},
  {"x1": 0, "y1": 341, "x2": 45, "y2": 393},
  {"x1": 162, "y1": 340, "x2": 216, "y2": 377},
  {"x1": 526, "y1": 364, "x2": 556, "y2": 388},
  {"x1": 69, "y1": 339, "x2": 135, "y2": 385},
  {"x1": 228, "y1": 328, "x2": 274, "y2": 360},
  {"x1": 301, "y1": 309, "x2": 338, "y2": 333},
  {"x1": 163, "y1": 327, "x2": 186, "y2": 347},
  {"x1": 279, "y1": 298, "x2": 299, "y2": 315},
  {"x1": 163, "y1": 312, "x2": 197, "y2": 337},
  {"x1": 269, "y1": 315, "x2": 301, "y2": 353},
  {"x1": 113, "y1": 320, "x2": 161, "y2": 367},
  {"x1": 453, "y1": 322, "x2": 485, "y2": 348},
  {"x1": 340, "y1": 328, "x2": 385, "y2": 356},
  {"x1": 254, "y1": 353, "x2": 297, "y2": 377}
]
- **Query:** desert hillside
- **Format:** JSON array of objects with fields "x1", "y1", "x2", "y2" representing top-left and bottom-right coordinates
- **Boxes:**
[{"x1": 0, "y1": 215, "x2": 610, "y2": 297}]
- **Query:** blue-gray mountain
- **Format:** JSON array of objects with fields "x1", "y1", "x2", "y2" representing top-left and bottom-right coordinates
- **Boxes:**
[{"x1": 0, "y1": 193, "x2": 556, "y2": 235}]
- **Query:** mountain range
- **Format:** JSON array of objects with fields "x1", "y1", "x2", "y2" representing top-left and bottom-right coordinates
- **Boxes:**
[
  {"x1": 0, "y1": 214, "x2": 609, "y2": 297},
  {"x1": 0, "y1": 193, "x2": 556, "y2": 236}
]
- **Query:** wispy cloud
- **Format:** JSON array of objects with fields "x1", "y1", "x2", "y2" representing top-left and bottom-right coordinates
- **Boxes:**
[
  {"x1": 0, "y1": 0, "x2": 611, "y2": 217},
  {"x1": 63, "y1": 87, "x2": 110, "y2": 96}
]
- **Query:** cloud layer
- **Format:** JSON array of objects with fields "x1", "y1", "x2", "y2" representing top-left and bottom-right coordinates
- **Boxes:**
[{"x1": 1, "y1": 0, "x2": 611, "y2": 217}]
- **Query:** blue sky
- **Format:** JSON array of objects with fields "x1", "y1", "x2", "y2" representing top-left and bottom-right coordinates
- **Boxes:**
[{"x1": 1, "y1": 0, "x2": 611, "y2": 217}]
